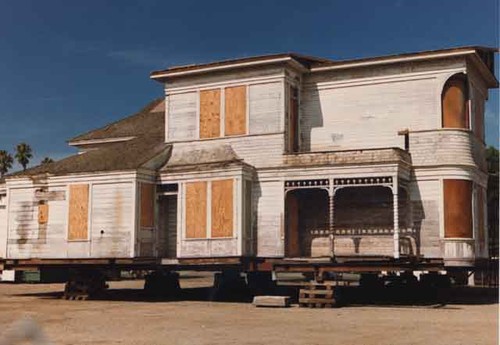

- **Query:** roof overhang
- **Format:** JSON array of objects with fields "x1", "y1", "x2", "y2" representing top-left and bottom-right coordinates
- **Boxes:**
[
  {"x1": 309, "y1": 47, "x2": 498, "y2": 88},
  {"x1": 150, "y1": 55, "x2": 309, "y2": 81},
  {"x1": 68, "y1": 136, "x2": 136, "y2": 147}
]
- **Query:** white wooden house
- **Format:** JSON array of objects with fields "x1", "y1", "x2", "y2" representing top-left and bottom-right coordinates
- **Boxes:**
[{"x1": 0, "y1": 46, "x2": 497, "y2": 268}]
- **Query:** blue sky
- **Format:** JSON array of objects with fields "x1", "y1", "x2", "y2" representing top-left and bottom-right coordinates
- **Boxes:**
[{"x1": 0, "y1": 0, "x2": 498, "y2": 170}]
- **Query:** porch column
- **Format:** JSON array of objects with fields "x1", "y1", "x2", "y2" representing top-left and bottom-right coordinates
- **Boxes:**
[
  {"x1": 329, "y1": 184, "x2": 335, "y2": 258},
  {"x1": 393, "y1": 179, "x2": 400, "y2": 259}
]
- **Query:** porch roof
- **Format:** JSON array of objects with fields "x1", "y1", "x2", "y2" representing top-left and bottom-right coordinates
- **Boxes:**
[{"x1": 161, "y1": 144, "x2": 252, "y2": 172}]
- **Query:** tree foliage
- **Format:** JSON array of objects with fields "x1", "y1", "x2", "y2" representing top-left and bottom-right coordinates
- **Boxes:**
[
  {"x1": 0, "y1": 150, "x2": 14, "y2": 178},
  {"x1": 41, "y1": 157, "x2": 54, "y2": 165},
  {"x1": 14, "y1": 142, "x2": 33, "y2": 171},
  {"x1": 486, "y1": 146, "x2": 499, "y2": 258}
]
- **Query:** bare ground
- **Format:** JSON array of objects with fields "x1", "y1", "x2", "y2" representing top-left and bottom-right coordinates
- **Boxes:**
[{"x1": 0, "y1": 273, "x2": 497, "y2": 345}]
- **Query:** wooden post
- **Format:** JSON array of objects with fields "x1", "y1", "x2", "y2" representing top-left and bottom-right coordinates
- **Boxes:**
[
  {"x1": 393, "y1": 180, "x2": 400, "y2": 259},
  {"x1": 329, "y1": 190, "x2": 335, "y2": 259}
]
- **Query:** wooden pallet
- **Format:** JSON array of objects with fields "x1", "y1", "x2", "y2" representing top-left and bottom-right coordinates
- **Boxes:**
[{"x1": 299, "y1": 281, "x2": 341, "y2": 308}]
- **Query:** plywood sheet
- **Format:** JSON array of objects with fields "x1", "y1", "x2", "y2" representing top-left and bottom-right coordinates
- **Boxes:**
[
  {"x1": 200, "y1": 89, "x2": 221, "y2": 138},
  {"x1": 224, "y1": 86, "x2": 246, "y2": 136},
  {"x1": 140, "y1": 183, "x2": 155, "y2": 228},
  {"x1": 442, "y1": 78, "x2": 468, "y2": 129},
  {"x1": 185, "y1": 181, "x2": 207, "y2": 238},
  {"x1": 286, "y1": 192, "x2": 300, "y2": 257},
  {"x1": 68, "y1": 184, "x2": 89, "y2": 240},
  {"x1": 444, "y1": 179, "x2": 472, "y2": 238},
  {"x1": 38, "y1": 202, "x2": 48, "y2": 225},
  {"x1": 211, "y1": 179, "x2": 233, "y2": 238}
]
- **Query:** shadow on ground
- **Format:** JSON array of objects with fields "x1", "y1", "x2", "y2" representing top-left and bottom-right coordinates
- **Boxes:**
[{"x1": 10, "y1": 284, "x2": 499, "y2": 307}]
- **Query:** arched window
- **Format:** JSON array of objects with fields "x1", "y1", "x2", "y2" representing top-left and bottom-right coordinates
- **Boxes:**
[{"x1": 441, "y1": 74, "x2": 469, "y2": 129}]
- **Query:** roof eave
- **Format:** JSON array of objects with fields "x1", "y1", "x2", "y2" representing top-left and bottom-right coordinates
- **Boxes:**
[
  {"x1": 150, "y1": 56, "x2": 308, "y2": 81},
  {"x1": 310, "y1": 49, "x2": 479, "y2": 72}
]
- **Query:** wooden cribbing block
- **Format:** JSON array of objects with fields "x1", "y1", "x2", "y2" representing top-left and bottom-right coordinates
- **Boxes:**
[{"x1": 253, "y1": 296, "x2": 291, "y2": 308}]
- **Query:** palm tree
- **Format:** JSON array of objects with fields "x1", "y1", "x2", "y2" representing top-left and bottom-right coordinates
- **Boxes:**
[
  {"x1": 15, "y1": 142, "x2": 33, "y2": 171},
  {"x1": 0, "y1": 150, "x2": 14, "y2": 178},
  {"x1": 41, "y1": 157, "x2": 54, "y2": 165}
]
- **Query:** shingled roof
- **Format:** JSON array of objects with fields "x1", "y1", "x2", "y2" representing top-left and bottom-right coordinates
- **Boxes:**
[
  {"x1": 7, "y1": 99, "x2": 169, "y2": 179},
  {"x1": 68, "y1": 98, "x2": 164, "y2": 143}
]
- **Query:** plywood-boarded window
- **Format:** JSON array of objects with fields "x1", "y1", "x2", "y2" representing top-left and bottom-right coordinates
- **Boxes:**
[
  {"x1": 211, "y1": 179, "x2": 234, "y2": 238},
  {"x1": 200, "y1": 89, "x2": 221, "y2": 139},
  {"x1": 68, "y1": 184, "x2": 89, "y2": 240},
  {"x1": 444, "y1": 179, "x2": 472, "y2": 238},
  {"x1": 38, "y1": 201, "x2": 48, "y2": 225},
  {"x1": 442, "y1": 75, "x2": 469, "y2": 129},
  {"x1": 225, "y1": 86, "x2": 247, "y2": 136},
  {"x1": 140, "y1": 183, "x2": 155, "y2": 228},
  {"x1": 185, "y1": 181, "x2": 207, "y2": 238}
]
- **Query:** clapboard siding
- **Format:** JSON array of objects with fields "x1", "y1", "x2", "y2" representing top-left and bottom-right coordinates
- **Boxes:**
[
  {"x1": 249, "y1": 82, "x2": 283, "y2": 134},
  {"x1": 410, "y1": 130, "x2": 486, "y2": 170},
  {"x1": 7, "y1": 186, "x2": 67, "y2": 259},
  {"x1": 165, "y1": 66, "x2": 284, "y2": 90},
  {"x1": 409, "y1": 179, "x2": 441, "y2": 258},
  {"x1": 168, "y1": 92, "x2": 197, "y2": 141},
  {"x1": 255, "y1": 180, "x2": 284, "y2": 257},
  {"x1": 170, "y1": 133, "x2": 285, "y2": 169},
  {"x1": 90, "y1": 182, "x2": 134, "y2": 258},
  {"x1": 0, "y1": 191, "x2": 7, "y2": 258},
  {"x1": 300, "y1": 77, "x2": 438, "y2": 151},
  {"x1": 179, "y1": 238, "x2": 239, "y2": 257}
]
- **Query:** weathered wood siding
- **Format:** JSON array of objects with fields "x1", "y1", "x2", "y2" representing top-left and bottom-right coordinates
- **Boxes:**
[
  {"x1": 409, "y1": 130, "x2": 486, "y2": 171},
  {"x1": 7, "y1": 186, "x2": 67, "y2": 258},
  {"x1": 0, "y1": 190, "x2": 7, "y2": 258},
  {"x1": 170, "y1": 134, "x2": 284, "y2": 169},
  {"x1": 90, "y1": 182, "x2": 134, "y2": 258},
  {"x1": 255, "y1": 180, "x2": 284, "y2": 257},
  {"x1": 248, "y1": 82, "x2": 283, "y2": 134},
  {"x1": 300, "y1": 77, "x2": 438, "y2": 151},
  {"x1": 167, "y1": 92, "x2": 197, "y2": 141},
  {"x1": 166, "y1": 81, "x2": 284, "y2": 143},
  {"x1": 409, "y1": 179, "x2": 441, "y2": 258},
  {"x1": 5, "y1": 179, "x2": 136, "y2": 259}
]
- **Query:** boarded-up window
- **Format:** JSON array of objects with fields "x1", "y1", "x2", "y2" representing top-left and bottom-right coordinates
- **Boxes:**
[
  {"x1": 185, "y1": 182, "x2": 207, "y2": 238},
  {"x1": 38, "y1": 201, "x2": 48, "y2": 225},
  {"x1": 140, "y1": 183, "x2": 155, "y2": 228},
  {"x1": 285, "y1": 192, "x2": 300, "y2": 257},
  {"x1": 68, "y1": 184, "x2": 89, "y2": 240},
  {"x1": 444, "y1": 179, "x2": 472, "y2": 238},
  {"x1": 288, "y1": 86, "x2": 299, "y2": 152},
  {"x1": 211, "y1": 179, "x2": 234, "y2": 238},
  {"x1": 442, "y1": 75, "x2": 469, "y2": 129},
  {"x1": 225, "y1": 86, "x2": 247, "y2": 136},
  {"x1": 200, "y1": 89, "x2": 221, "y2": 138}
]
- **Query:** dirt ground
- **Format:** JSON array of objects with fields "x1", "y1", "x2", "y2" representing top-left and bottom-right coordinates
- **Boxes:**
[{"x1": 0, "y1": 273, "x2": 497, "y2": 345}]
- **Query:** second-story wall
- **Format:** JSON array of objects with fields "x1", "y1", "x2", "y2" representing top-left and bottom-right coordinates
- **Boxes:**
[{"x1": 299, "y1": 58, "x2": 469, "y2": 152}]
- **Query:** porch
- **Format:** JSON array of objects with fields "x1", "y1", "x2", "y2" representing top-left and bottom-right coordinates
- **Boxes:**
[{"x1": 284, "y1": 176, "x2": 416, "y2": 259}]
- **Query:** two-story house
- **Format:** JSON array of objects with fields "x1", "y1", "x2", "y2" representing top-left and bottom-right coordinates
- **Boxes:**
[{"x1": 0, "y1": 46, "x2": 497, "y2": 271}]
